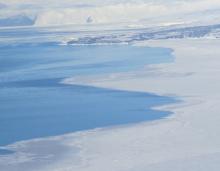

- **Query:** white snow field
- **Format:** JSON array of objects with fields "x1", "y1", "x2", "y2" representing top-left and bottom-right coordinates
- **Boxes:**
[
  {"x1": 58, "y1": 39, "x2": 220, "y2": 171},
  {"x1": 1, "y1": 38, "x2": 220, "y2": 171}
]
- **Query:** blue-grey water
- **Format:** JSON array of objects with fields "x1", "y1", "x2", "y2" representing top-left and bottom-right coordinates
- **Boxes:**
[
  {"x1": 0, "y1": 29, "x2": 176, "y2": 147},
  {"x1": 0, "y1": 149, "x2": 13, "y2": 155}
]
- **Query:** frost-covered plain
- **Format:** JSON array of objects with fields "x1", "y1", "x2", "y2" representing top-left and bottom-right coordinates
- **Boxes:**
[
  {"x1": 65, "y1": 39, "x2": 220, "y2": 171},
  {"x1": 1, "y1": 38, "x2": 220, "y2": 170}
]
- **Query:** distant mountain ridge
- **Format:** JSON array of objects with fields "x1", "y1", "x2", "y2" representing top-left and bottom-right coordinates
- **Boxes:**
[
  {"x1": 67, "y1": 24, "x2": 220, "y2": 45},
  {"x1": 0, "y1": 15, "x2": 35, "y2": 27}
]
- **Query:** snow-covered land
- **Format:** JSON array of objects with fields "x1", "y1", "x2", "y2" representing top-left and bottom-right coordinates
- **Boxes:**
[
  {"x1": 1, "y1": 0, "x2": 220, "y2": 27},
  {"x1": 59, "y1": 39, "x2": 220, "y2": 171}
]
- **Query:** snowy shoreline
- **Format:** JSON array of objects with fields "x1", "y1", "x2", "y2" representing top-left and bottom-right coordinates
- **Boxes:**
[{"x1": 1, "y1": 38, "x2": 220, "y2": 170}]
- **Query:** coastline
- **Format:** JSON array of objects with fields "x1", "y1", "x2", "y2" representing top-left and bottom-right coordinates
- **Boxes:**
[
  {"x1": 1, "y1": 39, "x2": 220, "y2": 170},
  {"x1": 52, "y1": 39, "x2": 220, "y2": 170}
]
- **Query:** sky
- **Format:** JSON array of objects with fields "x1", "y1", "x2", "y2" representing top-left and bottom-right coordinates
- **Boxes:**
[{"x1": 0, "y1": 0, "x2": 220, "y2": 27}]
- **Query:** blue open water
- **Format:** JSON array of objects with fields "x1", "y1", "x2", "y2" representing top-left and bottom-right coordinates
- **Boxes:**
[{"x1": 0, "y1": 32, "x2": 176, "y2": 147}]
